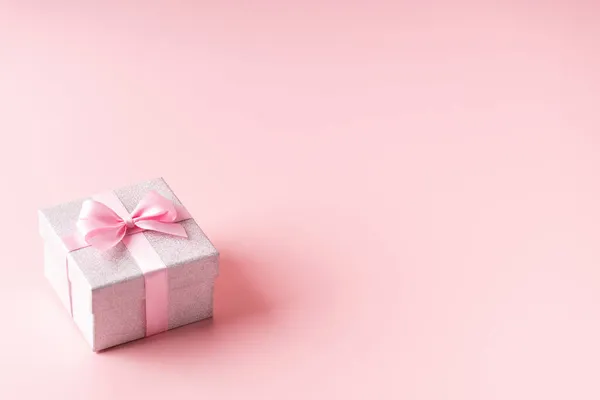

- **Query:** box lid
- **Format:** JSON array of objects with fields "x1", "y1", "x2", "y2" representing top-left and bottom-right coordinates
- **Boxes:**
[{"x1": 39, "y1": 178, "x2": 219, "y2": 312}]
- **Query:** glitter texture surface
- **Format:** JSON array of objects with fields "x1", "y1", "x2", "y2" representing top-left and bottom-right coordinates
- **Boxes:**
[{"x1": 39, "y1": 177, "x2": 219, "y2": 351}]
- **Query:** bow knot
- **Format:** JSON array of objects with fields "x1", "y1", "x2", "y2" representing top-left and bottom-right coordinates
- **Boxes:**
[
  {"x1": 76, "y1": 190, "x2": 188, "y2": 251},
  {"x1": 123, "y1": 216, "x2": 136, "y2": 229}
]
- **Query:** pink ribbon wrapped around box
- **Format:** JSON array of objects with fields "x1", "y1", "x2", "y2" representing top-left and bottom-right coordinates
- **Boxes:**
[{"x1": 38, "y1": 178, "x2": 219, "y2": 351}]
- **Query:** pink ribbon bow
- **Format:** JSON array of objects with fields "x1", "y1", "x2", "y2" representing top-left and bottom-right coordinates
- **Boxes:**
[{"x1": 76, "y1": 190, "x2": 188, "y2": 251}]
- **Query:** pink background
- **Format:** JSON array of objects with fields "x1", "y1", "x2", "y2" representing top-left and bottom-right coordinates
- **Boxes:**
[{"x1": 1, "y1": 2, "x2": 600, "y2": 399}]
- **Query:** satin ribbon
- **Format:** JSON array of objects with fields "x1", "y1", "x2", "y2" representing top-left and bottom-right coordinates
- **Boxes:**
[{"x1": 60, "y1": 190, "x2": 191, "y2": 337}]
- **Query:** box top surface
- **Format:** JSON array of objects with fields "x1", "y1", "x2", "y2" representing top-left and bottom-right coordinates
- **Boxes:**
[{"x1": 39, "y1": 178, "x2": 218, "y2": 291}]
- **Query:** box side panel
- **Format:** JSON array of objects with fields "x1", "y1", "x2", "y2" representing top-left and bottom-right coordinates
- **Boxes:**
[
  {"x1": 167, "y1": 255, "x2": 218, "y2": 330},
  {"x1": 39, "y1": 211, "x2": 71, "y2": 312},
  {"x1": 168, "y1": 281, "x2": 214, "y2": 330},
  {"x1": 68, "y1": 255, "x2": 99, "y2": 350},
  {"x1": 91, "y1": 277, "x2": 214, "y2": 351},
  {"x1": 93, "y1": 299, "x2": 146, "y2": 351},
  {"x1": 70, "y1": 254, "x2": 146, "y2": 351},
  {"x1": 91, "y1": 274, "x2": 146, "y2": 314},
  {"x1": 72, "y1": 309, "x2": 95, "y2": 350},
  {"x1": 168, "y1": 254, "x2": 219, "y2": 290},
  {"x1": 90, "y1": 275, "x2": 146, "y2": 350},
  {"x1": 43, "y1": 242, "x2": 71, "y2": 312}
]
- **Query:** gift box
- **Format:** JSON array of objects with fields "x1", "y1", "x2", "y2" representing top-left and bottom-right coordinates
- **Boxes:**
[{"x1": 38, "y1": 178, "x2": 219, "y2": 351}]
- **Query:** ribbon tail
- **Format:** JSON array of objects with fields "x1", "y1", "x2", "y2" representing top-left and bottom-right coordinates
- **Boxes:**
[
  {"x1": 134, "y1": 220, "x2": 188, "y2": 238},
  {"x1": 131, "y1": 191, "x2": 178, "y2": 221},
  {"x1": 174, "y1": 204, "x2": 191, "y2": 222}
]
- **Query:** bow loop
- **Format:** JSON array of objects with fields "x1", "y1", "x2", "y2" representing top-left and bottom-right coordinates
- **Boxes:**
[{"x1": 130, "y1": 190, "x2": 178, "y2": 223}]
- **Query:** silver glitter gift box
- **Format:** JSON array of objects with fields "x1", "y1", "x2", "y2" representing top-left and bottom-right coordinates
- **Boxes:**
[{"x1": 38, "y1": 178, "x2": 219, "y2": 351}]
